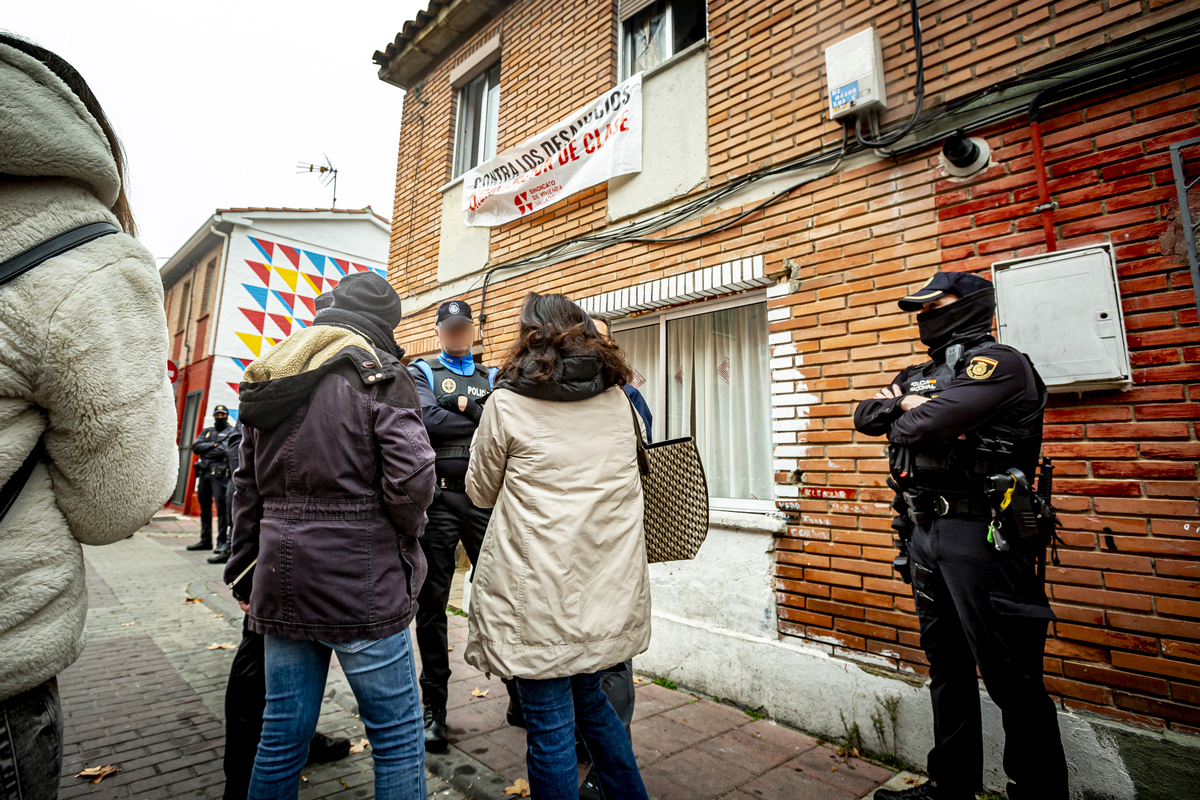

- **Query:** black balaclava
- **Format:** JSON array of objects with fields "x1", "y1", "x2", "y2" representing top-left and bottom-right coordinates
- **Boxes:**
[
  {"x1": 213, "y1": 416, "x2": 229, "y2": 430},
  {"x1": 313, "y1": 273, "x2": 402, "y2": 358},
  {"x1": 917, "y1": 287, "x2": 996, "y2": 361}
]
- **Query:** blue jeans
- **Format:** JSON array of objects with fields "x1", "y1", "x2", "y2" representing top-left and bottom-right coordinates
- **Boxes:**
[
  {"x1": 515, "y1": 672, "x2": 648, "y2": 800},
  {"x1": 248, "y1": 629, "x2": 425, "y2": 800}
]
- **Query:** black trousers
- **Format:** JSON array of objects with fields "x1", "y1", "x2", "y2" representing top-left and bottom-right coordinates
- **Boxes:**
[
  {"x1": 196, "y1": 473, "x2": 230, "y2": 545},
  {"x1": 415, "y1": 487, "x2": 490, "y2": 711},
  {"x1": 0, "y1": 679, "x2": 61, "y2": 800},
  {"x1": 908, "y1": 516, "x2": 1068, "y2": 800},
  {"x1": 222, "y1": 618, "x2": 266, "y2": 800}
]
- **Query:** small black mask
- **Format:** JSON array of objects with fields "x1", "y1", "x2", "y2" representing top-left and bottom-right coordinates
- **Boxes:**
[
  {"x1": 917, "y1": 287, "x2": 996, "y2": 359},
  {"x1": 213, "y1": 416, "x2": 229, "y2": 430}
]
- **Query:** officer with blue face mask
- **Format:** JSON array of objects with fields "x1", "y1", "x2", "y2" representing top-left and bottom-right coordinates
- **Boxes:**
[{"x1": 408, "y1": 300, "x2": 497, "y2": 753}]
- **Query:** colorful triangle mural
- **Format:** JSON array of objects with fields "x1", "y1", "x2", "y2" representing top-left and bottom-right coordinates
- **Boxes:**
[
  {"x1": 245, "y1": 260, "x2": 271, "y2": 286},
  {"x1": 304, "y1": 250, "x2": 325, "y2": 272},
  {"x1": 329, "y1": 258, "x2": 349, "y2": 276},
  {"x1": 236, "y1": 332, "x2": 263, "y2": 357},
  {"x1": 243, "y1": 284, "x2": 269, "y2": 310},
  {"x1": 350, "y1": 262, "x2": 368, "y2": 273},
  {"x1": 269, "y1": 313, "x2": 293, "y2": 336},
  {"x1": 279, "y1": 245, "x2": 301, "y2": 268},
  {"x1": 298, "y1": 296, "x2": 317, "y2": 317},
  {"x1": 273, "y1": 267, "x2": 299, "y2": 292},
  {"x1": 301, "y1": 273, "x2": 323, "y2": 294},
  {"x1": 227, "y1": 382, "x2": 240, "y2": 393},
  {"x1": 230, "y1": 357, "x2": 251, "y2": 371},
  {"x1": 240, "y1": 308, "x2": 266, "y2": 333},
  {"x1": 250, "y1": 237, "x2": 274, "y2": 262},
  {"x1": 271, "y1": 290, "x2": 295, "y2": 315}
]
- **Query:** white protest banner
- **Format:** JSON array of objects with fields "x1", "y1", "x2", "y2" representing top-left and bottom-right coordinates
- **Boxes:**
[{"x1": 461, "y1": 73, "x2": 642, "y2": 227}]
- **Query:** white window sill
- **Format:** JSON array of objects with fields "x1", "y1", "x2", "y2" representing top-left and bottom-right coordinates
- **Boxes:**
[
  {"x1": 438, "y1": 173, "x2": 467, "y2": 195},
  {"x1": 708, "y1": 505, "x2": 788, "y2": 535}
]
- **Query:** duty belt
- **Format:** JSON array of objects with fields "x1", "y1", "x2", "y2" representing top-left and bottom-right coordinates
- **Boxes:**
[{"x1": 904, "y1": 491, "x2": 991, "y2": 524}]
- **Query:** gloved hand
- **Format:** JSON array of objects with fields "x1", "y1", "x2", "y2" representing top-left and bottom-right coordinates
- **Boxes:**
[{"x1": 437, "y1": 393, "x2": 484, "y2": 423}]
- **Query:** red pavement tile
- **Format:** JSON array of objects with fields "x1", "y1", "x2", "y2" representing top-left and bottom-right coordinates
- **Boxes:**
[
  {"x1": 445, "y1": 696, "x2": 509, "y2": 743},
  {"x1": 737, "y1": 762, "x2": 860, "y2": 800},
  {"x1": 632, "y1": 683, "x2": 701, "y2": 721},
  {"x1": 641, "y1": 769, "x2": 704, "y2": 800},
  {"x1": 645, "y1": 746, "x2": 757, "y2": 798},
  {"x1": 740, "y1": 719, "x2": 822, "y2": 753},
  {"x1": 455, "y1": 733, "x2": 524, "y2": 772},
  {"x1": 661, "y1": 697, "x2": 753, "y2": 736},
  {"x1": 693, "y1": 728, "x2": 799, "y2": 774},
  {"x1": 630, "y1": 715, "x2": 710, "y2": 760},
  {"x1": 790, "y1": 746, "x2": 894, "y2": 797}
]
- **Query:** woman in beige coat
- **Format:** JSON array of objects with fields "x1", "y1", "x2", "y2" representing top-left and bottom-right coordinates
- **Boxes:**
[{"x1": 465, "y1": 292, "x2": 651, "y2": 800}]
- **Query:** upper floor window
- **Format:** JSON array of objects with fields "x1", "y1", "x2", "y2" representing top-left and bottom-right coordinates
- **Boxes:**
[
  {"x1": 453, "y1": 62, "x2": 500, "y2": 177},
  {"x1": 620, "y1": 0, "x2": 706, "y2": 80}
]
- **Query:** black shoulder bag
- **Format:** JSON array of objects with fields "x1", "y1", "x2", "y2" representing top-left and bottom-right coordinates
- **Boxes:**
[{"x1": 0, "y1": 222, "x2": 121, "y2": 525}]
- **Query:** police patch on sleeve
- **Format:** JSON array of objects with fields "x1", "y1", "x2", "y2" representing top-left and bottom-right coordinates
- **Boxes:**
[
  {"x1": 965, "y1": 356, "x2": 998, "y2": 379},
  {"x1": 441, "y1": 377, "x2": 458, "y2": 393}
]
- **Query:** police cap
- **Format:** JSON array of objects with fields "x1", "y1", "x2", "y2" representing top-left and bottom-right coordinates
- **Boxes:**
[
  {"x1": 898, "y1": 271, "x2": 993, "y2": 311},
  {"x1": 436, "y1": 300, "x2": 473, "y2": 327}
]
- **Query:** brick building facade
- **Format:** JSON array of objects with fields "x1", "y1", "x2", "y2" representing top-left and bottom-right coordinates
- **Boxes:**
[{"x1": 373, "y1": 0, "x2": 1200, "y2": 789}]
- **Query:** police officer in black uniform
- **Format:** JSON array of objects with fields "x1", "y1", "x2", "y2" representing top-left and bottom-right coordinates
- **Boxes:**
[
  {"x1": 408, "y1": 300, "x2": 497, "y2": 753},
  {"x1": 188, "y1": 404, "x2": 237, "y2": 555},
  {"x1": 855, "y1": 272, "x2": 1067, "y2": 800}
]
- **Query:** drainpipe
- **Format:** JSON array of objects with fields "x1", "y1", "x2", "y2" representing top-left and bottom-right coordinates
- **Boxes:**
[
  {"x1": 1029, "y1": 118, "x2": 1058, "y2": 252},
  {"x1": 1028, "y1": 85, "x2": 1064, "y2": 253},
  {"x1": 207, "y1": 221, "x2": 232, "y2": 360}
]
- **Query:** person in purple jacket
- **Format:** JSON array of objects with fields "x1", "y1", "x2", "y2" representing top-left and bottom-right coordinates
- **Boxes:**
[{"x1": 224, "y1": 273, "x2": 436, "y2": 800}]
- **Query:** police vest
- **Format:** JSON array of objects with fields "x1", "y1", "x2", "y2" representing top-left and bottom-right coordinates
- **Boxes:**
[
  {"x1": 197, "y1": 426, "x2": 238, "y2": 478},
  {"x1": 889, "y1": 342, "x2": 1046, "y2": 497},
  {"x1": 413, "y1": 359, "x2": 494, "y2": 461}
]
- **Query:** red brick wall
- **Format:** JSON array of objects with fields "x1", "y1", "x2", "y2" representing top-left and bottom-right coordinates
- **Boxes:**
[
  {"x1": 383, "y1": 0, "x2": 1200, "y2": 730},
  {"x1": 772, "y1": 74, "x2": 1200, "y2": 732}
]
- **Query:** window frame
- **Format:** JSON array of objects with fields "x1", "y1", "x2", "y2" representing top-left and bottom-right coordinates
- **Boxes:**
[
  {"x1": 610, "y1": 289, "x2": 775, "y2": 514},
  {"x1": 452, "y1": 61, "x2": 501, "y2": 178},
  {"x1": 620, "y1": 0, "x2": 674, "y2": 82}
]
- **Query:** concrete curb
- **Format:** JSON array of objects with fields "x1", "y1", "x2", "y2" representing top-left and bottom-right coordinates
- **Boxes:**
[{"x1": 186, "y1": 578, "x2": 244, "y2": 631}]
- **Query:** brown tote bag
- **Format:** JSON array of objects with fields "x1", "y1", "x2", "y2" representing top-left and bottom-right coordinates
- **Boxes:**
[{"x1": 627, "y1": 400, "x2": 710, "y2": 563}]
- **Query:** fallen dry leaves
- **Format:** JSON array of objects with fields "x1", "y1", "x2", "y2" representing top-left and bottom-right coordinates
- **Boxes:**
[
  {"x1": 471, "y1": 687, "x2": 489, "y2": 698},
  {"x1": 504, "y1": 778, "x2": 531, "y2": 797},
  {"x1": 349, "y1": 738, "x2": 370, "y2": 754},
  {"x1": 183, "y1": 597, "x2": 203, "y2": 604},
  {"x1": 76, "y1": 765, "x2": 120, "y2": 783},
  {"x1": 206, "y1": 642, "x2": 237, "y2": 651},
  {"x1": 120, "y1": 622, "x2": 135, "y2": 627}
]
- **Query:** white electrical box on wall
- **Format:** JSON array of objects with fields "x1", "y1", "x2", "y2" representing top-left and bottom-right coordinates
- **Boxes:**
[
  {"x1": 992, "y1": 244, "x2": 1133, "y2": 392},
  {"x1": 824, "y1": 28, "x2": 888, "y2": 121}
]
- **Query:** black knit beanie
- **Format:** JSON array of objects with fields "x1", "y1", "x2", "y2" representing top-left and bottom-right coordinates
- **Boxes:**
[{"x1": 313, "y1": 272, "x2": 402, "y2": 357}]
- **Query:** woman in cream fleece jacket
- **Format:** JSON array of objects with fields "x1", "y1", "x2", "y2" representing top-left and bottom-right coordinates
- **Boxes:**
[{"x1": 0, "y1": 34, "x2": 178, "y2": 796}]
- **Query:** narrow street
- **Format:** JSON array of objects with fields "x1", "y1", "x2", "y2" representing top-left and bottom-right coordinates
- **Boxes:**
[{"x1": 57, "y1": 514, "x2": 913, "y2": 799}]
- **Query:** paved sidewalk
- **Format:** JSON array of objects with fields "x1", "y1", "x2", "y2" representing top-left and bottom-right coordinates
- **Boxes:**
[
  {"x1": 57, "y1": 515, "x2": 462, "y2": 800},
  {"x1": 430, "y1": 613, "x2": 899, "y2": 800},
  {"x1": 62, "y1": 514, "x2": 904, "y2": 799}
]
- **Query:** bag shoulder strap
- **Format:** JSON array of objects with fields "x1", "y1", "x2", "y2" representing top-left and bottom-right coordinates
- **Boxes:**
[
  {"x1": 0, "y1": 222, "x2": 122, "y2": 527},
  {"x1": 0, "y1": 221, "x2": 121, "y2": 287},
  {"x1": 626, "y1": 392, "x2": 650, "y2": 476}
]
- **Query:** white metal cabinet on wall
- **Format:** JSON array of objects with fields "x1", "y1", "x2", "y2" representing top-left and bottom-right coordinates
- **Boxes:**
[{"x1": 992, "y1": 244, "x2": 1133, "y2": 392}]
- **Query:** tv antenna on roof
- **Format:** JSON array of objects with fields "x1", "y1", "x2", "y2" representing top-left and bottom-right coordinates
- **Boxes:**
[{"x1": 297, "y1": 154, "x2": 338, "y2": 207}]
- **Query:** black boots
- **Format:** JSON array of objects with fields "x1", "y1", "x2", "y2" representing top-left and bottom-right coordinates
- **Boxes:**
[
  {"x1": 307, "y1": 732, "x2": 351, "y2": 764},
  {"x1": 424, "y1": 706, "x2": 448, "y2": 753},
  {"x1": 207, "y1": 541, "x2": 229, "y2": 564},
  {"x1": 186, "y1": 538, "x2": 212, "y2": 551},
  {"x1": 875, "y1": 782, "x2": 945, "y2": 800}
]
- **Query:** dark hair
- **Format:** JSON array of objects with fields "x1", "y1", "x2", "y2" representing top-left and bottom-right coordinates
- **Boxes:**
[
  {"x1": 498, "y1": 292, "x2": 632, "y2": 387},
  {"x1": 0, "y1": 33, "x2": 136, "y2": 236}
]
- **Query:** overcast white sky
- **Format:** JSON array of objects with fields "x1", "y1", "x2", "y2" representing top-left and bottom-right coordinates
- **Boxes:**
[{"x1": 5, "y1": 1, "x2": 428, "y2": 260}]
